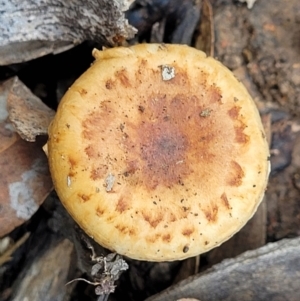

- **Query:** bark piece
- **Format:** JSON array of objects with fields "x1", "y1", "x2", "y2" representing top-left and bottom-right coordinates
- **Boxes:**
[
  {"x1": 11, "y1": 236, "x2": 75, "y2": 301},
  {"x1": 7, "y1": 77, "x2": 55, "y2": 142},
  {"x1": 0, "y1": 0, "x2": 137, "y2": 65},
  {"x1": 145, "y1": 237, "x2": 300, "y2": 301}
]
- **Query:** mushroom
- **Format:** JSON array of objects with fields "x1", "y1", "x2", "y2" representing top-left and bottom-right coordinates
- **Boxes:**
[{"x1": 47, "y1": 44, "x2": 270, "y2": 262}]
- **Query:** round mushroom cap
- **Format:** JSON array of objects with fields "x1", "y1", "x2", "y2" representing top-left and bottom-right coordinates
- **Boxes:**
[{"x1": 47, "y1": 44, "x2": 270, "y2": 261}]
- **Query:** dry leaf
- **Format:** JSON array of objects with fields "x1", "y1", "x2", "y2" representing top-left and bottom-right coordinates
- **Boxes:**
[
  {"x1": 0, "y1": 81, "x2": 53, "y2": 237},
  {"x1": 6, "y1": 77, "x2": 55, "y2": 142},
  {"x1": 195, "y1": 0, "x2": 214, "y2": 57}
]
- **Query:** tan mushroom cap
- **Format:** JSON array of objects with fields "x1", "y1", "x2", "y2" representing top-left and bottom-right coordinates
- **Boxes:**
[{"x1": 47, "y1": 44, "x2": 270, "y2": 261}]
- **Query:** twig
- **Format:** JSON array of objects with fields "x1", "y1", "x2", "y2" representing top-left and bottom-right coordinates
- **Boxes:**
[{"x1": 0, "y1": 232, "x2": 30, "y2": 266}]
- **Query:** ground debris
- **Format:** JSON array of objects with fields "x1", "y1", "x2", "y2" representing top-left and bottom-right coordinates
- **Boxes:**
[
  {"x1": 67, "y1": 237, "x2": 128, "y2": 300},
  {"x1": 0, "y1": 80, "x2": 52, "y2": 237}
]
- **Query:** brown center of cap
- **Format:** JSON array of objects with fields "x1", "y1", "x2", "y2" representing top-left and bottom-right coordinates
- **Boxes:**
[
  {"x1": 126, "y1": 92, "x2": 195, "y2": 190},
  {"x1": 82, "y1": 63, "x2": 243, "y2": 196},
  {"x1": 137, "y1": 120, "x2": 188, "y2": 190}
]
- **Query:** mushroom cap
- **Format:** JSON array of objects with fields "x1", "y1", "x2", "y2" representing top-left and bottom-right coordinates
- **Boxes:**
[{"x1": 47, "y1": 44, "x2": 270, "y2": 261}]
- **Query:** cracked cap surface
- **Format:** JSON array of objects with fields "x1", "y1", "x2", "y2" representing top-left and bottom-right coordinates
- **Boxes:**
[{"x1": 47, "y1": 44, "x2": 270, "y2": 261}]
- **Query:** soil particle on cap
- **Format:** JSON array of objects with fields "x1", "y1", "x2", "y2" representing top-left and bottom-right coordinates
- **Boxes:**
[
  {"x1": 183, "y1": 245, "x2": 189, "y2": 253},
  {"x1": 199, "y1": 108, "x2": 212, "y2": 117}
]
